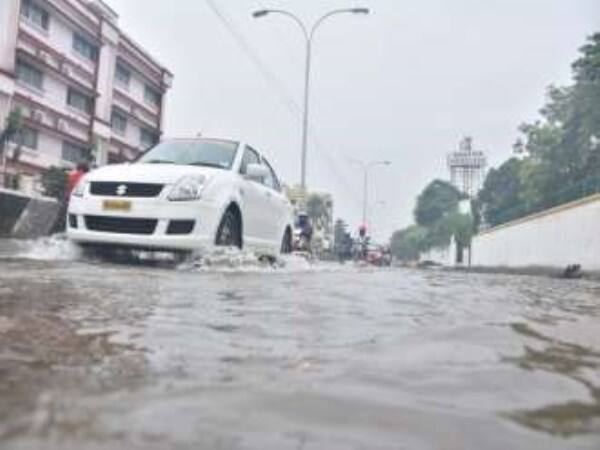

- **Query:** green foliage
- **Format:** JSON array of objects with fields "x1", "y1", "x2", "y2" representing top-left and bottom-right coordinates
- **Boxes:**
[
  {"x1": 478, "y1": 158, "x2": 524, "y2": 226},
  {"x1": 306, "y1": 194, "x2": 331, "y2": 232},
  {"x1": 390, "y1": 225, "x2": 428, "y2": 261},
  {"x1": 478, "y1": 32, "x2": 600, "y2": 225},
  {"x1": 445, "y1": 212, "x2": 475, "y2": 248},
  {"x1": 414, "y1": 179, "x2": 463, "y2": 227},
  {"x1": 41, "y1": 166, "x2": 68, "y2": 200},
  {"x1": 0, "y1": 108, "x2": 23, "y2": 157},
  {"x1": 390, "y1": 178, "x2": 475, "y2": 261}
]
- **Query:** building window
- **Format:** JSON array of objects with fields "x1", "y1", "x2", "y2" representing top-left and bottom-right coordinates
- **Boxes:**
[
  {"x1": 144, "y1": 85, "x2": 161, "y2": 107},
  {"x1": 16, "y1": 61, "x2": 43, "y2": 90},
  {"x1": 111, "y1": 110, "x2": 127, "y2": 135},
  {"x1": 11, "y1": 126, "x2": 39, "y2": 150},
  {"x1": 73, "y1": 33, "x2": 98, "y2": 61},
  {"x1": 140, "y1": 128, "x2": 158, "y2": 149},
  {"x1": 67, "y1": 88, "x2": 93, "y2": 115},
  {"x1": 62, "y1": 141, "x2": 88, "y2": 163},
  {"x1": 21, "y1": 0, "x2": 49, "y2": 31},
  {"x1": 115, "y1": 63, "x2": 130, "y2": 87}
]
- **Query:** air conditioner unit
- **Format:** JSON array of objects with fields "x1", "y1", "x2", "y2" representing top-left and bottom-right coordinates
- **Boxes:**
[
  {"x1": 36, "y1": 49, "x2": 49, "y2": 63},
  {"x1": 32, "y1": 110, "x2": 44, "y2": 122},
  {"x1": 56, "y1": 118, "x2": 68, "y2": 132}
]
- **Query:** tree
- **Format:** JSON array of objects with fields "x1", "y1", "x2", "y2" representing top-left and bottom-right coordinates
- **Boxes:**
[
  {"x1": 516, "y1": 33, "x2": 600, "y2": 208},
  {"x1": 306, "y1": 194, "x2": 331, "y2": 232},
  {"x1": 478, "y1": 33, "x2": 600, "y2": 226},
  {"x1": 40, "y1": 167, "x2": 68, "y2": 200},
  {"x1": 414, "y1": 179, "x2": 463, "y2": 227},
  {"x1": 390, "y1": 225, "x2": 427, "y2": 261},
  {"x1": 0, "y1": 108, "x2": 23, "y2": 154},
  {"x1": 0, "y1": 109, "x2": 23, "y2": 188},
  {"x1": 478, "y1": 158, "x2": 525, "y2": 226}
]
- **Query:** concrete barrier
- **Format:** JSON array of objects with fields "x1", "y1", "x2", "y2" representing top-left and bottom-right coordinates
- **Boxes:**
[
  {"x1": 0, "y1": 188, "x2": 60, "y2": 239},
  {"x1": 472, "y1": 194, "x2": 600, "y2": 272}
]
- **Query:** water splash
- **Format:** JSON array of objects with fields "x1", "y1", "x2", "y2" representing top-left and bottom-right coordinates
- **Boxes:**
[
  {"x1": 176, "y1": 247, "x2": 322, "y2": 273},
  {"x1": 7, "y1": 236, "x2": 348, "y2": 274},
  {"x1": 15, "y1": 234, "x2": 82, "y2": 261}
]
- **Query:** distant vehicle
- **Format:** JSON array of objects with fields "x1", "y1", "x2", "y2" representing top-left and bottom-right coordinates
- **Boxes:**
[
  {"x1": 362, "y1": 244, "x2": 392, "y2": 267},
  {"x1": 292, "y1": 212, "x2": 313, "y2": 253},
  {"x1": 67, "y1": 138, "x2": 294, "y2": 258}
]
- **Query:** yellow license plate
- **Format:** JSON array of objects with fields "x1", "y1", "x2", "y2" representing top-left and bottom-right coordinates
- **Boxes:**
[{"x1": 103, "y1": 200, "x2": 132, "y2": 212}]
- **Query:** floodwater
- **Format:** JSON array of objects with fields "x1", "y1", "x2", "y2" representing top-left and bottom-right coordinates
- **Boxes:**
[{"x1": 0, "y1": 237, "x2": 599, "y2": 450}]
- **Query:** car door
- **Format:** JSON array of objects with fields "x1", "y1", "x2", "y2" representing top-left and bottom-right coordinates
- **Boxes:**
[
  {"x1": 262, "y1": 157, "x2": 288, "y2": 243},
  {"x1": 239, "y1": 146, "x2": 271, "y2": 245}
]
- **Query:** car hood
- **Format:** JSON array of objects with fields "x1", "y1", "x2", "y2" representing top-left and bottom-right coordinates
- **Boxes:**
[{"x1": 85, "y1": 163, "x2": 224, "y2": 184}]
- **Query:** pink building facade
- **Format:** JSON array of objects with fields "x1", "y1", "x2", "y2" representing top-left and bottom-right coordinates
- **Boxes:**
[{"x1": 0, "y1": 0, "x2": 172, "y2": 193}]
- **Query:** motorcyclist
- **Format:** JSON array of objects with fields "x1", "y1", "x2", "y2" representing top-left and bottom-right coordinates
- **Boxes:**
[
  {"x1": 297, "y1": 213, "x2": 313, "y2": 251},
  {"x1": 355, "y1": 225, "x2": 369, "y2": 260}
]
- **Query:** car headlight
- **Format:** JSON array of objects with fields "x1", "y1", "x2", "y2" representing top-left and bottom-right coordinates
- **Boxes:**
[
  {"x1": 168, "y1": 175, "x2": 207, "y2": 201},
  {"x1": 72, "y1": 181, "x2": 87, "y2": 197}
]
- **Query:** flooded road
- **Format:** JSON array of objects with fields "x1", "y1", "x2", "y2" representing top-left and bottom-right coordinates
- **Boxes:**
[{"x1": 0, "y1": 238, "x2": 599, "y2": 449}]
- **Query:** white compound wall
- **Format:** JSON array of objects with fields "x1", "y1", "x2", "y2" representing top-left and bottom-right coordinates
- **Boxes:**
[{"x1": 472, "y1": 194, "x2": 600, "y2": 271}]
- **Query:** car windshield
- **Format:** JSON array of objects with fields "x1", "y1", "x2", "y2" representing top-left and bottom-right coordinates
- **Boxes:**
[{"x1": 137, "y1": 139, "x2": 239, "y2": 169}]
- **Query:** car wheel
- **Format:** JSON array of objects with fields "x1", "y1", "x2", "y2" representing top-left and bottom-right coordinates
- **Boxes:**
[
  {"x1": 280, "y1": 228, "x2": 292, "y2": 254},
  {"x1": 215, "y1": 208, "x2": 242, "y2": 248}
]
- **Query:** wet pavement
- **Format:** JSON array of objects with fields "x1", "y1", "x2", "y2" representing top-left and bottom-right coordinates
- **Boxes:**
[{"x1": 0, "y1": 237, "x2": 599, "y2": 449}]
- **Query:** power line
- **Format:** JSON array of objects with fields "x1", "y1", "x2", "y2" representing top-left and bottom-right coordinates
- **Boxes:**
[
  {"x1": 205, "y1": 0, "x2": 301, "y2": 117},
  {"x1": 204, "y1": 0, "x2": 363, "y2": 211}
]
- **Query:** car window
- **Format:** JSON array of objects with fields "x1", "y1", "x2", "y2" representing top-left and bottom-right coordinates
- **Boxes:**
[
  {"x1": 137, "y1": 139, "x2": 239, "y2": 169},
  {"x1": 262, "y1": 158, "x2": 281, "y2": 191},
  {"x1": 239, "y1": 146, "x2": 261, "y2": 176}
]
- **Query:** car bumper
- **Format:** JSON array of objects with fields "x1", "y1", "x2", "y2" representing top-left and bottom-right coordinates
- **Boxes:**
[{"x1": 67, "y1": 195, "x2": 222, "y2": 251}]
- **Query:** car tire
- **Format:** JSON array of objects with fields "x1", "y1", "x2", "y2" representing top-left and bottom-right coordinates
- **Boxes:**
[
  {"x1": 215, "y1": 208, "x2": 242, "y2": 249},
  {"x1": 280, "y1": 228, "x2": 292, "y2": 254}
]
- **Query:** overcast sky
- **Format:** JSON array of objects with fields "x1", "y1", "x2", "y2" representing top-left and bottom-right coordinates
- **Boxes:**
[{"x1": 109, "y1": 0, "x2": 599, "y2": 240}]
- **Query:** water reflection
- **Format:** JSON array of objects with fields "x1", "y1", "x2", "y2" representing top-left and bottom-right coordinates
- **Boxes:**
[
  {"x1": 506, "y1": 322, "x2": 600, "y2": 435},
  {"x1": 1, "y1": 238, "x2": 600, "y2": 449}
]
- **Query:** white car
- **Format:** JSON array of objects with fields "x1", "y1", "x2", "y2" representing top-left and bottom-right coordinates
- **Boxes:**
[{"x1": 67, "y1": 138, "x2": 294, "y2": 257}]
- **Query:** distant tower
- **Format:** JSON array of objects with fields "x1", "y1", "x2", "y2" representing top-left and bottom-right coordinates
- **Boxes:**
[{"x1": 447, "y1": 137, "x2": 487, "y2": 198}]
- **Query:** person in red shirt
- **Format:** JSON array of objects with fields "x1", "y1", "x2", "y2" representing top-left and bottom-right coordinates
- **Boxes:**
[
  {"x1": 66, "y1": 162, "x2": 89, "y2": 199},
  {"x1": 52, "y1": 162, "x2": 89, "y2": 233}
]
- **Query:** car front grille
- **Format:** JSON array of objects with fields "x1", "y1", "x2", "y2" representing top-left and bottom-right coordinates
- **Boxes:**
[
  {"x1": 90, "y1": 182, "x2": 164, "y2": 198},
  {"x1": 84, "y1": 215, "x2": 157, "y2": 235}
]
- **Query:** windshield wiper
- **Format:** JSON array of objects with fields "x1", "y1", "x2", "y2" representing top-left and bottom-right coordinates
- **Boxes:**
[
  {"x1": 189, "y1": 162, "x2": 226, "y2": 169},
  {"x1": 145, "y1": 159, "x2": 176, "y2": 164}
]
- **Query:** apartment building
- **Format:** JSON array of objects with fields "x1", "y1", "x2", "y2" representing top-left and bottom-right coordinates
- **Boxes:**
[{"x1": 0, "y1": 0, "x2": 172, "y2": 193}]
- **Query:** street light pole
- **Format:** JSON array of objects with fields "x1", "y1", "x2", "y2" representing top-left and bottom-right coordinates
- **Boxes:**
[
  {"x1": 253, "y1": 8, "x2": 369, "y2": 195},
  {"x1": 301, "y1": 34, "x2": 311, "y2": 194},
  {"x1": 350, "y1": 159, "x2": 391, "y2": 229}
]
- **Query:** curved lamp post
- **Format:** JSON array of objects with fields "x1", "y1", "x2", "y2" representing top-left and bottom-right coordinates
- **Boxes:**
[{"x1": 252, "y1": 8, "x2": 370, "y2": 195}]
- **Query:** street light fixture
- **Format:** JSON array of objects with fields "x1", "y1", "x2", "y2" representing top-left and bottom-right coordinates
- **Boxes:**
[{"x1": 252, "y1": 7, "x2": 370, "y2": 197}]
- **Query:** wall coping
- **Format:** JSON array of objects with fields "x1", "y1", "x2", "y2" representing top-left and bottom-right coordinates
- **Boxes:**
[
  {"x1": 476, "y1": 193, "x2": 600, "y2": 237},
  {"x1": 0, "y1": 187, "x2": 58, "y2": 204}
]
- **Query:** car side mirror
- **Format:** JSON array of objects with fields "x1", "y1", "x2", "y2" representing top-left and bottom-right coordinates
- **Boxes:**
[{"x1": 245, "y1": 163, "x2": 268, "y2": 182}]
